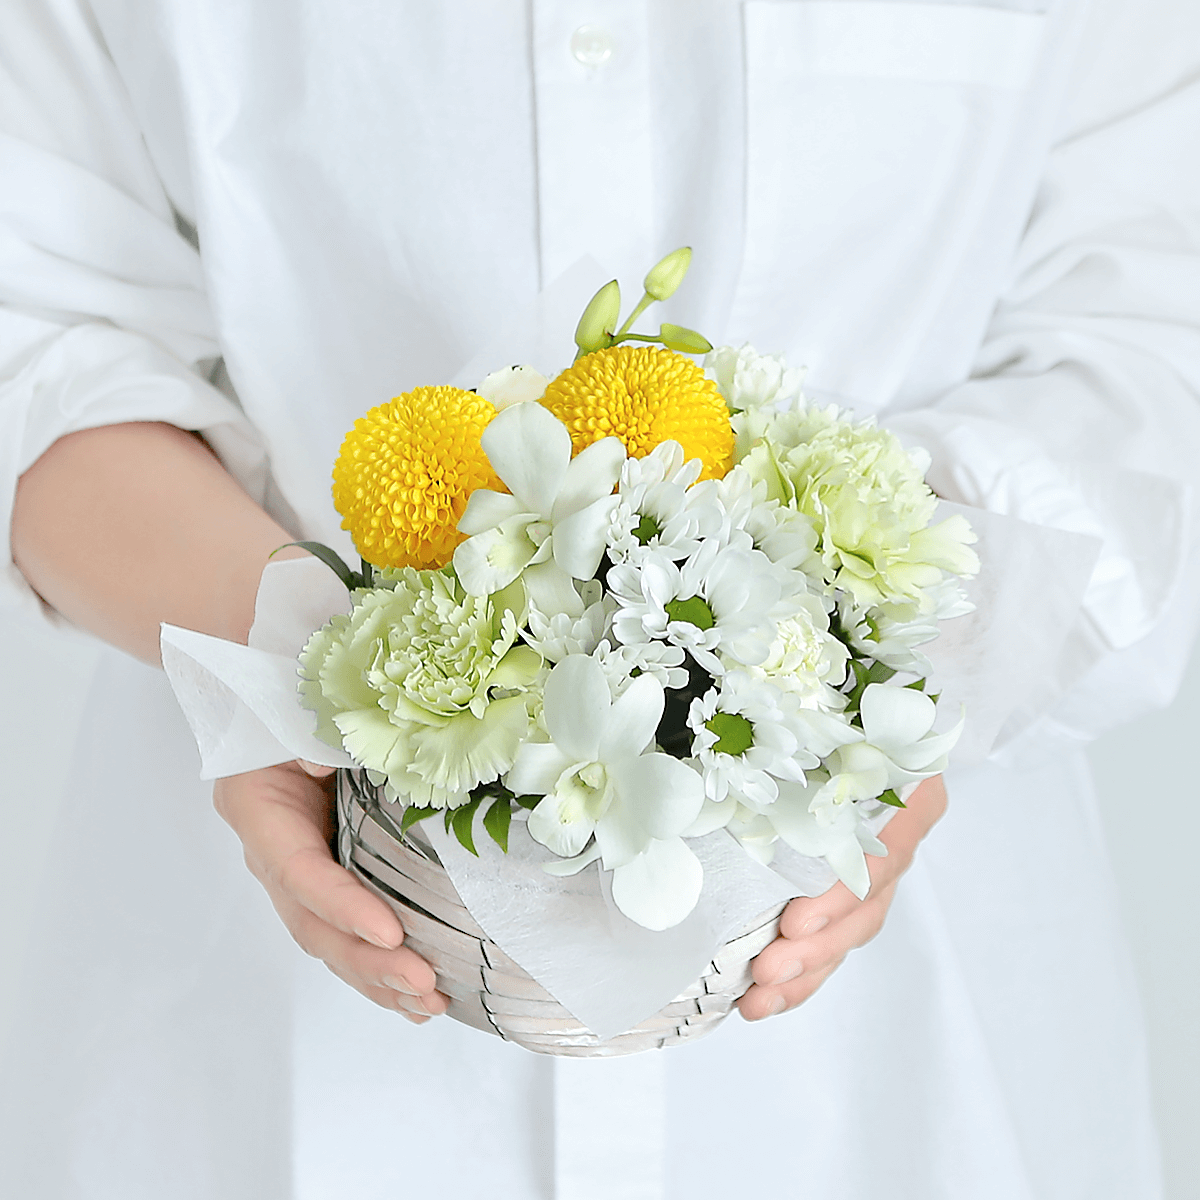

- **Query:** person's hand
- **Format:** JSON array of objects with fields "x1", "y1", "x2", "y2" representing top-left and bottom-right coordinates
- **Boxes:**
[
  {"x1": 212, "y1": 760, "x2": 448, "y2": 1023},
  {"x1": 738, "y1": 774, "x2": 948, "y2": 1020}
]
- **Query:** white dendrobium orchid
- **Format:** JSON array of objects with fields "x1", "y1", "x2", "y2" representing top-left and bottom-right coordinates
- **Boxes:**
[
  {"x1": 453, "y1": 402, "x2": 625, "y2": 598},
  {"x1": 760, "y1": 775, "x2": 889, "y2": 900},
  {"x1": 818, "y1": 683, "x2": 961, "y2": 807},
  {"x1": 608, "y1": 540, "x2": 782, "y2": 674},
  {"x1": 506, "y1": 655, "x2": 705, "y2": 931}
]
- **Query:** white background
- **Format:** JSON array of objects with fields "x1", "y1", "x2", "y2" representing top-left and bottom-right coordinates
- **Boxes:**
[{"x1": 1, "y1": 620, "x2": 1197, "y2": 1198}]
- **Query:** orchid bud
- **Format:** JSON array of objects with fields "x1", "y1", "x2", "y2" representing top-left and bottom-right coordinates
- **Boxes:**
[
  {"x1": 659, "y1": 323, "x2": 712, "y2": 355},
  {"x1": 643, "y1": 247, "x2": 692, "y2": 302},
  {"x1": 574, "y1": 280, "x2": 621, "y2": 355}
]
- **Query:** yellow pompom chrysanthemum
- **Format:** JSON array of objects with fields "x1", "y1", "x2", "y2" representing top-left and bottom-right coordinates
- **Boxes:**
[
  {"x1": 540, "y1": 346, "x2": 734, "y2": 480},
  {"x1": 332, "y1": 386, "x2": 500, "y2": 570}
]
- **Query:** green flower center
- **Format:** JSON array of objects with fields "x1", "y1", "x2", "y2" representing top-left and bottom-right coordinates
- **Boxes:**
[
  {"x1": 633, "y1": 513, "x2": 661, "y2": 545},
  {"x1": 665, "y1": 595, "x2": 714, "y2": 630},
  {"x1": 705, "y1": 711, "x2": 754, "y2": 756}
]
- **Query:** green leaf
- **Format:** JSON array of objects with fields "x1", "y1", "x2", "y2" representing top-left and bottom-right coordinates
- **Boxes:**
[
  {"x1": 272, "y1": 541, "x2": 367, "y2": 591},
  {"x1": 904, "y1": 678, "x2": 928, "y2": 692},
  {"x1": 451, "y1": 797, "x2": 482, "y2": 856},
  {"x1": 444, "y1": 807, "x2": 455, "y2": 833},
  {"x1": 482, "y1": 798, "x2": 513, "y2": 853},
  {"x1": 878, "y1": 789, "x2": 907, "y2": 808},
  {"x1": 866, "y1": 660, "x2": 897, "y2": 685},
  {"x1": 400, "y1": 804, "x2": 437, "y2": 836},
  {"x1": 514, "y1": 794, "x2": 542, "y2": 811}
]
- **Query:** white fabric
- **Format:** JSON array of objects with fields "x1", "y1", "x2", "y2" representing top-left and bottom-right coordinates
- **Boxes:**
[{"x1": 2, "y1": 0, "x2": 1198, "y2": 1196}]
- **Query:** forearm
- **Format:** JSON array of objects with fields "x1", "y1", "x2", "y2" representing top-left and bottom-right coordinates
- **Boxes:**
[{"x1": 11, "y1": 421, "x2": 295, "y2": 665}]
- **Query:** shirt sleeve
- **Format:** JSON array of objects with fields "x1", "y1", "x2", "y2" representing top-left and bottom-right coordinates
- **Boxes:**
[
  {"x1": 887, "y1": 0, "x2": 1200, "y2": 748},
  {"x1": 0, "y1": 0, "x2": 264, "y2": 628}
]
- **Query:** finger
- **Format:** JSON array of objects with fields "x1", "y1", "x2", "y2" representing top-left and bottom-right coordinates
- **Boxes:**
[
  {"x1": 227, "y1": 779, "x2": 405, "y2": 951},
  {"x1": 324, "y1": 966, "x2": 433, "y2": 1024},
  {"x1": 754, "y1": 883, "x2": 896, "y2": 987},
  {"x1": 279, "y1": 897, "x2": 444, "y2": 1000},
  {"x1": 739, "y1": 959, "x2": 840, "y2": 1021}
]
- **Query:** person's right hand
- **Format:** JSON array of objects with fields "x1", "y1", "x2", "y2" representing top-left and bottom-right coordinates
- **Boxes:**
[{"x1": 213, "y1": 760, "x2": 448, "y2": 1023}]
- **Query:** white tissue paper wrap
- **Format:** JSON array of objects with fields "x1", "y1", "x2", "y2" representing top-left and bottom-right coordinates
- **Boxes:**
[{"x1": 161, "y1": 515, "x2": 1094, "y2": 1037}]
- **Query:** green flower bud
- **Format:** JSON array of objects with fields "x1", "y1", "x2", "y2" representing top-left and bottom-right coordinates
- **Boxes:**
[
  {"x1": 658, "y1": 323, "x2": 713, "y2": 355},
  {"x1": 574, "y1": 279, "x2": 621, "y2": 354},
  {"x1": 643, "y1": 247, "x2": 692, "y2": 302}
]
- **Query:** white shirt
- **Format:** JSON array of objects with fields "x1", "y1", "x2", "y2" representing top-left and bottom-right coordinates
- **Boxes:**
[{"x1": 1, "y1": 1, "x2": 1197, "y2": 1196}]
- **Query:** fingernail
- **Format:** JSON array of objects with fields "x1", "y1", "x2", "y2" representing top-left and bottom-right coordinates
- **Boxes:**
[
  {"x1": 356, "y1": 926, "x2": 400, "y2": 950},
  {"x1": 766, "y1": 995, "x2": 787, "y2": 1017},
  {"x1": 770, "y1": 959, "x2": 803, "y2": 986},
  {"x1": 383, "y1": 974, "x2": 422, "y2": 996},
  {"x1": 800, "y1": 915, "x2": 829, "y2": 937}
]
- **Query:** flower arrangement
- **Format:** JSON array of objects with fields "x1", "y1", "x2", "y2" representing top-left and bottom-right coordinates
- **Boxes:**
[{"x1": 296, "y1": 250, "x2": 979, "y2": 931}]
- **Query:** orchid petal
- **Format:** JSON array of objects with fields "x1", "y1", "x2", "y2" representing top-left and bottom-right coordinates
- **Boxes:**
[
  {"x1": 859, "y1": 684, "x2": 936, "y2": 752},
  {"x1": 610, "y1": 838, "x2": 704, "y2": 931},
  {"x1": 553, "y1": 436, "x2": 625, "y2": 520},
  {"x1": 457, "y1": 488, "x2": 525, "y2": 536},
  {"x1": 452, "y1": 521, "x2": 538, "y2": 596},
  {"x1": 607, "y1": 753, "x2": 704, "y2": 840},
  {"x1": 824, "y1": 837, "x2": 872, "y2": 900},
  {"x1": 481, "y1": 402, "x2": 571, "y2": 516},
  {"x1": 527, "y1": 791, "x2": 596, "y2": 858},
  {"x1": 542, "y1": 655, "x2": 609, "y2": 761},
  {"x1": 598, "y1": 674, "x2": 663, "y2": 761},
  {"x1": 523, "y1": 561, "x2": 587, "y2": 619},
  {"x1": 553, "y1": 492, "x2": 618, "y2": 580},
  {"x1": 542, "y1": 843, "x2": 603, "y2": 877},
  {"x1": 506, "y1": 740, "x2": 575, "y2": 796}
]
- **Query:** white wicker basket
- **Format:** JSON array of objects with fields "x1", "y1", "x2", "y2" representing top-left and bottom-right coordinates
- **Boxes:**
[{"x1": 336, "y1": 769, "x2": 785, "y2": 1056}]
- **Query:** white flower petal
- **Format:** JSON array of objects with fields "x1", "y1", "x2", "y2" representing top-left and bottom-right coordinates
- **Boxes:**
[
  {"x1": 482, "y1": 402, "x2": 571, "y2": 516},
  {"x1": 824, "y1": 836, "x2": 872, "y2": 900},
  {"x1": 506, "y1": 740, "x2": 575, "y2": 796},
  {"x1": 554, "y1": 436, "x2": 625, "y2": 520},
  {"x1": 598, "y1": 674, "x2": 663, "y2": 762},
  {"x1": 542, "y1": 655, "x2": 609, "y2": 761},
  {"x1": 542, "y1": 843, "x2": 603, "y2": 876},
  {"x1": 553, "y1": 492, "x2": 619, "y2": 580},
  {"x1": 452, "y1": 522, "x2": 537, "y2": 596},
  {"x1": 457, "y1": 488, "x2": 525, "y2": 536},
  {"x1": 859, "y1": 684, "x2": 936, "y2": 752},
  {"x1": 527, "y1": 791, "x2": 596, "y2": 858},
  {"x1": 607, "y1": 753, "x2": 704, "y2": 840},
  {"x1": 610, "y1": 838, "x2": 704, "y2": 931}
]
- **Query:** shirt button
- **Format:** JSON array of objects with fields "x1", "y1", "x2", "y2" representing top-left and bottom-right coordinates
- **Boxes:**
[{"x1": 570, "y1": 24, "x2": 614, "y2": 68}]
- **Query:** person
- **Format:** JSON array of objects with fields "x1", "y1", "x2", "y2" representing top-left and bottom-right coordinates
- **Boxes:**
[{"x1": 2, "y1": 0, "x2": 1198, "y2": 1196}]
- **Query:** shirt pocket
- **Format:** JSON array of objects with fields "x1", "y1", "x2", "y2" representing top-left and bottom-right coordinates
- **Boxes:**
[{"x1": 733, "y1": 0, "x2": 1048, "y2": 407}]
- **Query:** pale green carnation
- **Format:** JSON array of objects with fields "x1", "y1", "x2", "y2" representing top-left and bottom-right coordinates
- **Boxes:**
[
  {"x1": 300, "y1": 569, "x2": 543, "y2": 807},
  {"x1": 739, "y1": 402, "x2": 979, "y2": 611}
]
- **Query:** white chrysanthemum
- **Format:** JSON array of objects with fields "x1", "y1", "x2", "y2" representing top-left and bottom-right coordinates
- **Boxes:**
[
  {"x1": 705, "y1": 343, "x2": 805, "y2": 414},
  {"x1": 300, "y1": 570, "x2": 543, "y2": 807},
  {"x1": 687, "y1": 674, "x2": 807, "y2": 807},
  {"x1": 608, "y1": 540, "x2": 782, "y2": 674},
  {"x1": 740, "y1": 401, "x2": 979, "y2": 611},
  {"x1": 744, "y1": 592, "x2": 849, "y2": 709},
  {"x1": 524, "y1": 586, "x2": 612, "y2": 662},
  {"x1": 606, "y1": 440, "x2": 723, "y2": 565},
  {"x1": 594, "y1": 638, "x2": 689, "y2": 695}
]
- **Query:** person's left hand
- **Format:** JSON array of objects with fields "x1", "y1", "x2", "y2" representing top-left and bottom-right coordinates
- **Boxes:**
[{"x1": 738, "y1": 774, "x2": 947, "y2": 1021}]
